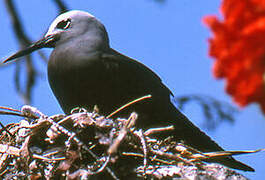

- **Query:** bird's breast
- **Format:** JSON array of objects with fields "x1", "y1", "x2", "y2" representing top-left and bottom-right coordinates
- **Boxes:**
[{"x1": 48, "y1": 53, "x2": 111, "y2": 113}]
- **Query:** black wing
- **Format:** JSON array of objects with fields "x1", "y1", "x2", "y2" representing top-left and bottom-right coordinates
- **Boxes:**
[{"x1": 101, "y1": 48, "x2": 254, "y2": 171}]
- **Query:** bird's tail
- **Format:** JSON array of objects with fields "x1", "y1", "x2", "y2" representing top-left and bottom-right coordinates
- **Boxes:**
[
  {"x1": 206, "y1": 156, "x2": 254, "y2": 172},
  {"x1": 168, "y1": 103, "x2": 254, "y2": 172}
]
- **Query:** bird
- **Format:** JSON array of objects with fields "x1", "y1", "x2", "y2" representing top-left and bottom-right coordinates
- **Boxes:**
[{"x1": 3, "y1": 10, "x2": 254, "y2": 172}]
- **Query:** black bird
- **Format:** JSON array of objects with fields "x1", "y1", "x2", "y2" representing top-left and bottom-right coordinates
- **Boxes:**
[{"x1": 3, "y1": 10, "x2": 254, "y2": 171}]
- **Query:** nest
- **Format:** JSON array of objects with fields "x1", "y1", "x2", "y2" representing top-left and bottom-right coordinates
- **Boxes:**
[{"x1": 0, "y1": 105, "x2": 259, "y2": 179}]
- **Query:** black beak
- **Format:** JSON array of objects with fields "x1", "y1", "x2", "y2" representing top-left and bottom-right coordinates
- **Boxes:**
[{"x1": 3, "y1": 34, "x2": 59, "y2": 63}]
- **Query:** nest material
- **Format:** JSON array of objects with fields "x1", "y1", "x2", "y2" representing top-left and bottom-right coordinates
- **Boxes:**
[{"x1": 0, "y1": 105, "x2": 256, "y2": 179}]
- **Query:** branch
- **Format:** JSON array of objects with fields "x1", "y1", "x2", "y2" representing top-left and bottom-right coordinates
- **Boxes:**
[
  {"x1": 174, "y1": 94, "x2": 238, "y2": 130},
  {"x1": 4, "y1": 0, "x2": 37, "y2": 104},
  {"x1": 53, "y1": 0, "x2": 68, "y2": 13}
]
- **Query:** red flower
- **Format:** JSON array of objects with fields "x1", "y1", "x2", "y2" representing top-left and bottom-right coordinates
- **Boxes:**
[{"x1": 204, "y1": 0, "x2": 265, "y2": 112}]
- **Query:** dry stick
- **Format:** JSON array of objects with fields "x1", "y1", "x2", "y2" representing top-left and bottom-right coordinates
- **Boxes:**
[
  {"x1": 0, "y1": 106, "x2": 21, "y2": 113},
  {"x1": 0, "y1": 122, "x2": 15, "y2": 138},
  {"x1": 122, "y1": 152, "x2": 174, "y2": 165},
  {"x1": 133, "y1": 130, "x2": 148, "y2": 174},
  {"x1": 175, "y1": 143, "x2": 208, "y2": 159},
  {"x1": 45, "y1": 116, "x2": 119, "y2": 179},
  {"x1": 42, "y1": 149, "x2": 61, "y2": 158},
  {"x1": 32, "y1": 154, "x2": 65, "y2": 162},
  {"x1": 144, "y1": 126, "x2": 174, "y2": 136},
  {"x1": 21, "y1": 105, "x2": 46, "y2": 119},
  {"x1": 0, "y1": 111, "x2": 24, "y2": 117},
  {"x1": 93, "y1": 156, "x2": 111, "y2": 174},
  {"x1": 57, "y1": 113, "x2": 86, "y2": 125},
  {"x1": 0, "y1": 110, "x2": 39, "y2": 121},
  {"x1": 0, "y1": 106, "x2": 117, "y2": 178},
  {"x1": 0, "y1": 142, "x2": 65, "y2": 162},
  {"x1": 107, "y1": 95, "x2": 152, "y2": 118},
  {"x1": 150, "y1": 149, "x2": 194, "y2": 166},
  {"x1": 107, "y1": 112, "x2": 137, "y2": 155}
]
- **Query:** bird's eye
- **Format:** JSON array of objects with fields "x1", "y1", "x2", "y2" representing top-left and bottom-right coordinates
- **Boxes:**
[{"x1": 56, "y1": 19, "x2": 71, "y2": 30}]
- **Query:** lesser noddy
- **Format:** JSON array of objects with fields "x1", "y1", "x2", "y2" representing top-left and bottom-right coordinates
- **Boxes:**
[{"x1": 3, "y1": 10, "x2": 254, "y2": 172}]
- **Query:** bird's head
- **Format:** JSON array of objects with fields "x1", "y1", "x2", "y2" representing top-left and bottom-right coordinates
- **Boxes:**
[{"x1": 3, "y1": 10, "x2": 109, "y2": 63}]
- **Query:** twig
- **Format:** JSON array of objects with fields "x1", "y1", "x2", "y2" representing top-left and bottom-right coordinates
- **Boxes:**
[
  {"x1": 133, "y1": 130, "x2": 148, "y2": 173},
  {"x1": 122, "y1": 152, "x2": 175, "y2": 165},
  {"x1": 150, "y1": 149, "x2": 194, "y2": 166},
  {"x1": 53, "y1": 0, "x2": 68, "y2": 13},
  {"x1": 107, "y1": 95, "x2": 151, "y2": 118},
  {"x1": 144, "y1": 125, "x2": 174, "y2": 136},
  {"x1": 0, "y1": 106, "x2": 21, "y2": 113},
  {"x1": 0, "y1": 122, "x2": 15, "y2": 138},
  {"x1": 108, "y1": 112, "x2": 138, "y2": 155},
  {"x1": 0, "y1": 110, "x2": 26, "y2": 118}
]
